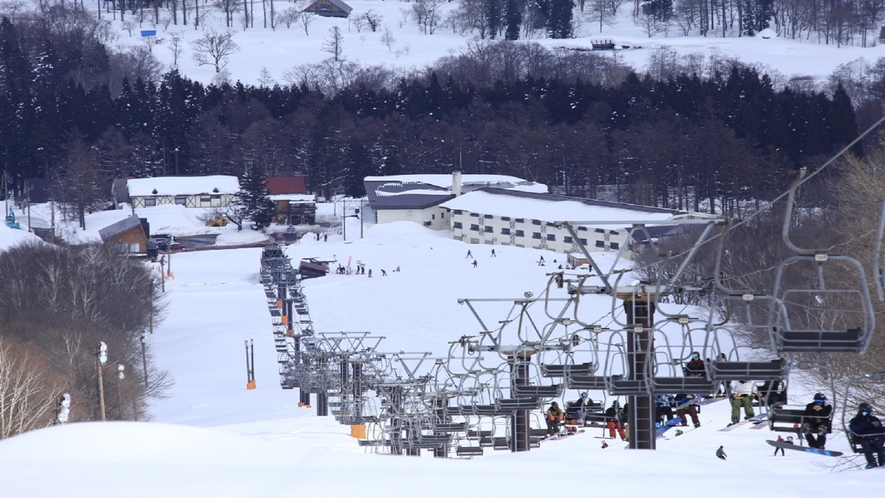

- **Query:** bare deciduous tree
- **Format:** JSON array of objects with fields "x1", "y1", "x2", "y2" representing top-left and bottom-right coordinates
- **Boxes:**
[
  {"x1": 381, "y1": 25, "x2": 396, "y2": 51},
  {"x1": 363, "y1": 10, "x2": 383, "y2": 32},
  {"x1": 296, "y1": 10, "x2": 317, "y2": 35},
  {"x1": 169, "y1": 33, "x2": 185, "y2": 68},
  {"x1": 0, "y1": 339, "x2": 63, "y2": 439},
  {"x1": 276, "y1": 7, "x2": 299, "y2": 28},
  {"x1": 322, "y1": 26, "x2": 344, "y2": 61},
  {"x1": 191, "y1": 29, "x2": 240, "y2": 73}
]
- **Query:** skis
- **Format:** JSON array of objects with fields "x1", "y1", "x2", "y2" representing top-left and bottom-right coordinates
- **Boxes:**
[
  {"x1": 766, "y1": 439, "x2": 843, "y2": 457},
  {"x1": 720, "y1": 414, "x2": 768, "y2": 431}
]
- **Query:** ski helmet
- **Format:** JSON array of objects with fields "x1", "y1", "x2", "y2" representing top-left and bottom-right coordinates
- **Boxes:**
[
  {"x1": 813, "y1": 392, "x2": 827, "y2": 402},
  {"x1": 859, "y1": 402, "x2": 872, "y2": 414}
]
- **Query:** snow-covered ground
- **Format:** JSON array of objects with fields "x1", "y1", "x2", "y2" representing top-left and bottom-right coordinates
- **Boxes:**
[
  {"x1": 104, "y1": 1, "x2": 885, "y2": 89},
  {"x1": 0, "y1": 203, "x2": 878, "y2": 496}
]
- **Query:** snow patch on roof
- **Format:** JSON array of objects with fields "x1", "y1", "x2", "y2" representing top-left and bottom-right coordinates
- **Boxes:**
[
  {"x1": 127, "y1": 176, "x2": 241, "y2": 196},
  {"x1": 441, "y1": 190, "x2": 678, "y2": 223}
]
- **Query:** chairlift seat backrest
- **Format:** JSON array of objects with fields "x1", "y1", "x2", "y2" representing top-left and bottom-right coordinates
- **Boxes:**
[
  {"x1": 770, "y1": 254, "x2": 874, "y2": 354},
  {"x1": 709, "y1": 358, "x2": 788, "y2": 381}
]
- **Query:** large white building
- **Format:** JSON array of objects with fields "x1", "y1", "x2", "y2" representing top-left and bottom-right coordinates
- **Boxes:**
[
  {"x1": 125, "y1": 176, "x2": 240, "y2": 209},
  {"x1": 441, "y1": 188, "x2": 708, "y2": 255},
  {"x1": 363, "y1": 173, "x2": 547, "y2": 230}
]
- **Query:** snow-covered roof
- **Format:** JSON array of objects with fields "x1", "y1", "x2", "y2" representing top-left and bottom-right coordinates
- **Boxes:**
[
  {"x1": 364, "y1": 174, "x2": 548, "y2": 210},
  {"x1": 269, "y1": 194, "x2": 316, "y2": 203},
  {"x1": 440, "y1": 188, "x2": 682, "y2": 223},
  {"x1": 98, "y1": 215, "x2": 144, "y2": 241},
  {"x1": 127, "y1": 176, "x2": 240, "y2": 196},
  {"x1": 363, "y1": 174, "x2": 547, "y2": 193}
]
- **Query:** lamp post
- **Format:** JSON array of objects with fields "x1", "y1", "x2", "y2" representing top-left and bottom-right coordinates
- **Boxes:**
[{"x1": 97, "y1": 342, "x2": 107, "y2": 421}]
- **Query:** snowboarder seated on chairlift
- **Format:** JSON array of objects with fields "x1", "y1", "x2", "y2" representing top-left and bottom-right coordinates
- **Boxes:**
[
  {"x1": 802, "y1": 392, "x2": 832, "y2": 449},
  {"x1": 565, "y1": 393, "x2": 590, "y2": 434},
  {"x1": 675, "y1": 393, "x2": 701, "y2": 428},
  {"x1": 849, "y1": 402, "x2": 885, "y2": 469},
  {"x1": 546, "y1": 402, "x2": 565, "y2": 436},
  {"x1": 728, "y1": 380, "x2": 757, "y2": 425},
  {"x1": 683, "y1": 351, "x2": 706, "y2": 377}
]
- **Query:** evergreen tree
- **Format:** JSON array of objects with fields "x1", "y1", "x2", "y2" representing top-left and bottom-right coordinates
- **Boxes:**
[
  {"x1": 236, "y1": 165, "x2": 276, "y2": 230},
  {"x1": 641, "y1": 0, "x2": 672, "y2": 21},
  {"x1": 487, "y1": 0, "x2": 502, "y2": 40},
  {"x1": 505, "y1": 0, "x2": 522, "y2": 40},
  {"x1": 547, "y1": 0, "x2": 574, "y2": 38}
]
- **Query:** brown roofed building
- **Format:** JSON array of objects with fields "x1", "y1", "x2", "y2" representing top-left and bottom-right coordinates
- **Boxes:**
[{"x1": 265, "y1": 176, "x2": 308, "y2": 195}]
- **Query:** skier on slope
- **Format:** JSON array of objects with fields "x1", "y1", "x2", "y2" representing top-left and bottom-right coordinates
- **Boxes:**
[{"x1": 716, "y1": 446, "x2": 727, "y2": 460}]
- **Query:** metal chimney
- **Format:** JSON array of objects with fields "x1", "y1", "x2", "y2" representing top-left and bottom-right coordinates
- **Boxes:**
[{"x1": 452, "y1": 171, "x2": 462, "y2": 197}]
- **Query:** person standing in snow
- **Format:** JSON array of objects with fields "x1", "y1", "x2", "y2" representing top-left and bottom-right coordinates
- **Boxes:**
[
  {"x1": 466, "y1": 250, "x2": 473, "y2": 258},
  {"x1": 491, "y1": 249, "x2": 496, "y2": 257},
  {"x1": 368, "y1": 269, "x2": 372, "y2": 278},
  {"x1": 472, "y1": 260, "x2": 478, "y2": 268},
  {"x1": 773, "y1": 435, "x2": 791, "y2": 456},
  {"x1": 716, "y1": 446, "x2": 727, "y2": 460}
]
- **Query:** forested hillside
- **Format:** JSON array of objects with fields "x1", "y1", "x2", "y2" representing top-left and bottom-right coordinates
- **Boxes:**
[{"x1": 0, "y1": 7, "x2": 874, "y2": 217}]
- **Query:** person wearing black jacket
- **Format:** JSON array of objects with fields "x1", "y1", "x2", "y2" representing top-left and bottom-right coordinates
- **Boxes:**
[
  {"x1": 604, "y1": 401, "x2": 627, "y2": 440},
  {"x1": 849, "y1": 403, "x2": 885, "y2": 469},
  {"x1": 564, "y1": 393, "x2": 589, "y2": 434},
  {"x1": 802, "y1": 392, "x2": 832, "y2": 449}
]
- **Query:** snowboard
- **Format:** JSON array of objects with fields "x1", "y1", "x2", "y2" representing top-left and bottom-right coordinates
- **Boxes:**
[
  {"x1": 655, "y1": 417, "x2": 684, "y2": 438},
  {"x1": 661, "y1": 419, "x2": 713, "y2": 440},
  {"x1": 719, "y1": 414, "x2": 768, "y2": 431},
  {"x1": 543, "y1": 429, "x2": 585, "y2": 442},
  {"x1": 766, "y1": 439, "x2": 843, "y2": 457}
]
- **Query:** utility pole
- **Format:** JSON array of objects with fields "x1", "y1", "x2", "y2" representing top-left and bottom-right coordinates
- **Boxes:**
[
  {"x1": 159, "y1": 257, "x2": 166, "y2": 292},
  {"x1": 97, "y1": 342, "x2": 108, "y2": 421},
  {"x1": 149, "y1": 280, "x2": 154, "y2": 334},
  {"x1": 141, "y1": 331, "x2": 149, "y2": 389}
]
